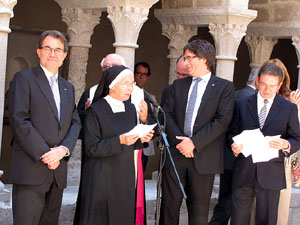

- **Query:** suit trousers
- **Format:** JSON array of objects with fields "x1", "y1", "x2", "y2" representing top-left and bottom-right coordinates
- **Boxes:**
[
  {"x1": 208, "y1": 169, "x2": 233, "y2": 225},
  {"x1": 12, "y1": 172, "x2": 64, "y2": 225},
  {"x1": 231, "y1": 182, "x2": 280, "y2": 225},
  {"x1": 159, "y1": 155, "x2": 215, "y2": 225}
]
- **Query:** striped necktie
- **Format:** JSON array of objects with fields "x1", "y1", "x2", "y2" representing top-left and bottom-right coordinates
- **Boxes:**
[
  {"x1": 259, "y1": 99, "x2": 268, "y2": 129},
  {"x1": 184, "y1": 78, "x2": 201, "y2": 137},
  {"x1": 50, "y1": 75, "x2": 61, "y2": 121}
]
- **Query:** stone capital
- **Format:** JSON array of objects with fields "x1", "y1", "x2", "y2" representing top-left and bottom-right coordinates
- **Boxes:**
[
  {"x1": 162, "y1": 24, "x2": 197, "y2": 58},
  {"x1": 61, "y1": 8, "x2": 101, "y2": 48},
  {"x1": 209, "y1": 23, "x2": 247, "y2": 61},
  {"x1": 107, "y1": 6, "x2": 149, "y2": 49},
  {"x1": 0, "y1": 0, "x2": 17, "y2": 33},
  {"x1": 245, "y1": 36, "x2": 278, "y2": 70}
]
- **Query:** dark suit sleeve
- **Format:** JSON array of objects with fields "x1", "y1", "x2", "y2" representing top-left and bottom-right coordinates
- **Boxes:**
[
  {"x1": 226, "y1": 100, "x2": 241, "y2": 148},
  {"x1": 163, "y1": 83, "x2": 186, "y2": 146},
  {"x1": 59, "y1": 84, "x2": 81, "y2": 153},
  {"x1": 285, "y1": 104, "x2": 300, "y2": 155},
  {"x1": 191, "y1": 81, "x2": 235, "y2": 152},
  {"x1": 9, "y1": 72, "x2": 50, "y2": 161}
]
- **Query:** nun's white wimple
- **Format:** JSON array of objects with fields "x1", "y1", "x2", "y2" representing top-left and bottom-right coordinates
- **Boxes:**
[{"x1": 109, "y1": 69, "x2": 133, "y2": 89}]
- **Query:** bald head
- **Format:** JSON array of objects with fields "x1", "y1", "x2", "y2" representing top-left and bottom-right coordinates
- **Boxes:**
[
  {"x1": 176, "y1": 56, "x2": 190, "y2": 79},
  {"x1": 101, "y1": 53, "x2": 126, "y2": 71}
]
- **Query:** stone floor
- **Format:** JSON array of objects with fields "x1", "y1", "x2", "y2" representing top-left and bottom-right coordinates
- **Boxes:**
[{"x1": 1, "y1": 176, "x2": 300, "y2": 225}]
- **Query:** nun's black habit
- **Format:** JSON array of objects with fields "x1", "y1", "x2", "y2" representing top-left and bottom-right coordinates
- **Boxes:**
[{"x1": 74, "y1": 66, "x2": 144, "y2": 225}]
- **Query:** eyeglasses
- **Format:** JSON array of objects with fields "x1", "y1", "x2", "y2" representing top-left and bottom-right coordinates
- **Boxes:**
[
  {"x1": 176, "y1": 71, "x2": 190, "y2": 78},
  {"x1": 258, "y1": 81, "x2": 279, "y2": 90},
  {"x1": 103, "y1": 64, "x2": 113, "y2": 70},
  {"x1": 183, "y1": 56, "x2": 198, "y2": 62},
  {"x1": 135, "y1": 71, "x2": 148, "y2": 77},
  {"x1": 40, "y1": 46, "x2": 65, "y2": 55}
]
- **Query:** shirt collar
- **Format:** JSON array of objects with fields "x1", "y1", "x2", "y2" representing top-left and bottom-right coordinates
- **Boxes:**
[
  {"x1": 192, "y1": 72, "x2": 211, "y2": 83},
  {"x1": 257, "y1": 91, "x2": 276, "y2": 105},
  {"x1": 40, "y1": 64, "x2": 58, "y2": 83}
]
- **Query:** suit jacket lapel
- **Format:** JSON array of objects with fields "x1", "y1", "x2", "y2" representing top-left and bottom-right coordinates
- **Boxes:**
[
  {"x1": 246, "y1": 93, "x2": 260, "y2": 128},
  {"x1": 263, "y1": 94, "x2": 282, "y2": 130},
  {"x1": 58, "y1": 77, "x2": 68, "y2": 125},
  {"x1": 34, "y1": 66, "x2": 60, "y2": 122},
  {"x1": 195, "y1": 75, "x2": 217, "y2": 117}
]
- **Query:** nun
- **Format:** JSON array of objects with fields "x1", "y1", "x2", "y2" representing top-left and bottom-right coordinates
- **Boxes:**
[{"x1": 75, "y1": 65, "x2": 153, "y2": 225}]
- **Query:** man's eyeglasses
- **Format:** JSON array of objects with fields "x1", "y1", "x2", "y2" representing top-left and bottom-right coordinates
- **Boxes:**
[
  {"x1": 258, "y1": 81, "x2": 279, "y2": 90},
  {"x1": 40, "y1": 46, "x2": 65, "y2": 56},
  {"x1": 135, "y1": 71, "x2": 148, "y2": 77},
  {"x1": 183, "y1": 56, "x2": 198, "y2": 62},
  {"x1": 103, "y1": 64, "x2": 113, "y2": 70}
]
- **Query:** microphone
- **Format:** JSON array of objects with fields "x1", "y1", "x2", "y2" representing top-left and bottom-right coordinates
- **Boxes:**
[{"x1": 144, "y1": 90, "x2": 160, "y2": 108}]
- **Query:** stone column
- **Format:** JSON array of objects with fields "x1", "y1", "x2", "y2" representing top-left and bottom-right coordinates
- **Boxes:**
[
  {"x1": 209, "y1": 23, "x2": 247, "y2": 81},
  {"x1": 292, "y1": 36, "x2": 300, "y2": 89},
  {"x1": 107, "y1": 0, "x2": 158, "y2": 70},
  {"x1": 245, "y1": 36, "x2": 278, "y2": 72},
  {"x1": 0, "y1": 0, "x2": 17, "y2": 204},
  {"x1": 61, "y1": 8, "x2": 101, "y2": 103},
  {"x1": 60, "y1": 8, "x2": 101, "y2": 186},
  {"x1": 162, "y1": 24, "x2": 197, "y2": 84}
]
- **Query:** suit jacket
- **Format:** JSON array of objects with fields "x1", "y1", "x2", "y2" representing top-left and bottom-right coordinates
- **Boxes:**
[
  {"x1": 161, "y1": 84, "x2": 172, "y2": 108},
  {"x1": 163, "y1": 75, "x2": 235, "y2": 174},
  {"x1": 8, "y1": 65, "x2": 81, "y2": 188},
  {"x1": 234, "y1": 85, "x2": 256, "y2": 100},
  {"x1": 227, "y1": 93, "x2": 300, "y2": 190}
]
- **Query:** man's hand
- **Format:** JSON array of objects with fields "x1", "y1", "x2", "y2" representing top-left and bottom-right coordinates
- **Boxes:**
[
  {"x1": 137, "y1": 100, "x2": 148, "y2": 124},
  {"x1": 41, "y1": 146, "x2": 67, "y2": 165},
  {"x1": 176, "y1": 136, "x2": 195, "y2": 158},
  {"x1": 48, "y1": 160, "x2": 60, "y2": 170},
  {"x1": 231, "y1": 143, "x2": 243, "y2": 156},
  {"x1": 269, "y1": 138, "x2": 290, "y2": 150},
  {"x1": 141, "y1": 130, "x2": 154, "y2": 143},
  {"x1": 85, "y1": 98, "x2": 92, "y2": 110}
]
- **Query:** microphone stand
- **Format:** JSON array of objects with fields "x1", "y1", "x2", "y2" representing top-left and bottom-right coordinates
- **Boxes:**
[{"x1": 153, "y1": 106, "x2": 187, "y2": 225}]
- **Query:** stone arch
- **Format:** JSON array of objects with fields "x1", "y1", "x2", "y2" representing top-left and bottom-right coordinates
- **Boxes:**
[{"x1": 5, "y1": 56, "x2": 30, "y2": 93}]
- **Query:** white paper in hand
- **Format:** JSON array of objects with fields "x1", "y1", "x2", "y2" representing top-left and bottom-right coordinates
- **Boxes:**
[
  {"x1": 131, "y1": 84, "x2": 144, "y2": 112},
  {"x1": 126, "y1": 123, "x2": 157, "y2": 138}
]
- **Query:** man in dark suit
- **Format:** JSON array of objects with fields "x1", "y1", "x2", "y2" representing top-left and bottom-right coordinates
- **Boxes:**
[
  {"x1": 8, "y1": 30, "x2": 81, "y2": 225},
  {"x1": 209, "y1": 69, "x2": 258, "y2": 225},
  {"x1": 228, "y1": 61, "x2": 300, "y2": 225},
  {"x1": 159, "y1": 39, "x2": 235, "y2": 225}
]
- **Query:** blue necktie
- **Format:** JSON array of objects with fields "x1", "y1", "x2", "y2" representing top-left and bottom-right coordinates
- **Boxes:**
[
  {"x1": 184, "y1": 78, "x2": 201, "y2": 137},
  {"x1": 50, "y1": 75, "x2": 61, "y2": 121}
]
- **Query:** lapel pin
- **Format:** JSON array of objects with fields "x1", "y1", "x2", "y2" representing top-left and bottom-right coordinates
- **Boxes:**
[
  {"x1": 212, "y1": 84, "x2": 215, "y2": 87},
  {"x1": 64, "y1": 88, "x2": 67, "y2": 91}
]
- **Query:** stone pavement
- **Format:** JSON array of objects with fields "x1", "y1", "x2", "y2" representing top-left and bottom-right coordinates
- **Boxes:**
[{"x1": 1, "y1": 176, "x2": 300, "y2": 225}]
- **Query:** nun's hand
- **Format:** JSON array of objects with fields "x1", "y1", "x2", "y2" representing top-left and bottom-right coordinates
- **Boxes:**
[
  {"x1": 137, "y1": 100, "x2": 148, "y2": 124},
  {"x1": 120, "y1": 133, "x2": 139, "y2": 146},
  {"x1": 141, "y1": 130, "x2": 154, "y2": 143}
]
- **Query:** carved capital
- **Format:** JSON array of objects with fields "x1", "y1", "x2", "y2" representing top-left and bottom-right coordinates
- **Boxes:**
[
  {"x1": 107, "y1": 6, "x2": 150, "y2": 48},
  {"x1": 162, "y1": 24, "x2": 197, "y2": 57},
  {"x1": 209, "y1": 23, "x2": 247, "y2": 61},
  {"x1": 0, "y1": 0, "x2": 17, "y2": 33},
  {"x1": 245, "y1": 36, "x2": 278, "y2": 69},
  {"x1": 62, "y1": 8, "x2": 101, "y2": 48},
  {"x1": 292, "y1": 36, "x2": 300, "y2": 64}
]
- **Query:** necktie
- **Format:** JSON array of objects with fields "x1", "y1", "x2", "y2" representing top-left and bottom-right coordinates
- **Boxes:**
[
  {"x1": 50, "y1": 75, "x2": 61, "y2": 121},
  {"x1": 259, "y1": 99, "x2": 268, "y2": 129},
  {"x1": 184, "y1": 78, "x2": 201, "y2": 137}
]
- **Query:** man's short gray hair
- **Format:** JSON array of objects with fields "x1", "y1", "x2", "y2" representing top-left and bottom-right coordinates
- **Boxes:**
[
  {"x1": 247, "y1": 69, "x2": 259, "y2": 84},
  {"x1": 100, "y1": 53, "x2": 126, "y2": 68}
]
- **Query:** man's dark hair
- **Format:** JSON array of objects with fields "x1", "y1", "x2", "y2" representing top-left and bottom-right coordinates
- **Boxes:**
[
  {"x1": 38, "y1": 30, "x2": 68, "y2": 52},
  {"x1": 183, "y1": 39, "x2": 216, "y2": 73},
  {"x1": 258, "y1": 61, "x2": 284, "y2": 83},
  {"x1": 134, "y1": 62, "x2": 151, "y2": 76}
]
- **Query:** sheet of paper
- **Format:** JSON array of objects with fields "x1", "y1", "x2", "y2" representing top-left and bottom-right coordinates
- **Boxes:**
[
  {"x1": 126, "y1": 123, "x2": 157, "y2": 138},
  {"x1": 232, "y1": 129, "x2": 281, "y2": 163},
  {"x1": 131, "y1": 84, "x2": 144, "y2": 112}
]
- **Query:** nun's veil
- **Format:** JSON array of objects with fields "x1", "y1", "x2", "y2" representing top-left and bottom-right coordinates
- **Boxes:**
[{"x1": 92, "y1": 65, "x2": 128, "y2": 103}]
